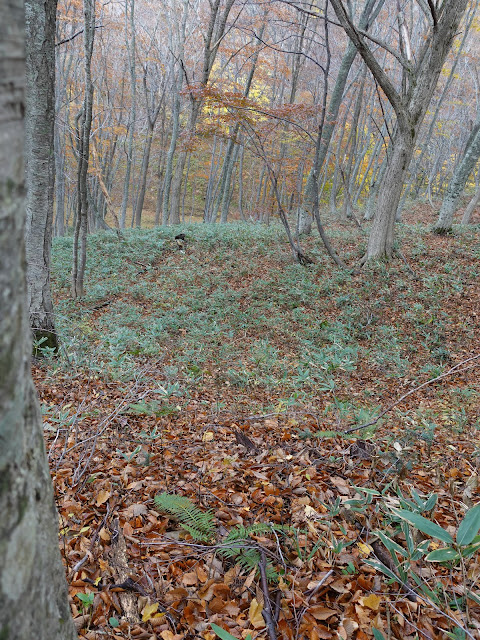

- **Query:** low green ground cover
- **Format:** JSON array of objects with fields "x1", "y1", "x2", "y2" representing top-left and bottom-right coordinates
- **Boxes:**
[{"x1": 49, "y1": 222, "x2": 479, "y2": 424}]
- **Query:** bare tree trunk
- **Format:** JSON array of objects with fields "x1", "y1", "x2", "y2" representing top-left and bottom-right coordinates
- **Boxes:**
[
  {"x1": 0, "y1": 2, "x2": 77, "y2": 636},
  {"x1": 119, "y1": 0, "x2": 136, "y2": 229},
  {"x1": 154, "y1": 103, "x2": 166, "y2": 225},
  {"x1": 169, "y1": 0, "x2": 236, "y2": 223},
  {"x1": 462, "y1": 183, "x2": 480, "y2": 224},
  {"x1": 434, "y1": 118, "x2": 480, "y2": 233},
  {"x1": 162, "y1": 85, "x2": 182, "y2": 225},
  {"x1": 331, "y1": 0, "x2": 469, "y2": 262},
  {"x1": 54, "y1": 124, "x2": 66, "y2": 236},
  {"x1": 399, "y1": 2, "x2": 476, "y2": 216},
  {"x1": 135, "y1": 121, "x2": 154, "y2": 227},
  {"x1": 238, "y1": 140, "x2": 245, "y2": 220},
  {"x1": 204, "y1": 133, "x2": 220, "y2": 222},
  {"x1": 367, "y1": 132, "x2": 414, "y2": 257},
  {"x1": 72, "y1": 0, "x2": 95, "y2": 298},
  {"x1": 25, "y1": 0, "x2": 59, "y2": 352}
]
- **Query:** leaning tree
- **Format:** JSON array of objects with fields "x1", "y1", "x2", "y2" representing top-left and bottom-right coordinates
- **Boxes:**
[
  {"x1": 434, "y1": 114, "x2": 480, "y2": 233},
  {"x1": 0, "y1": 0, "x2": 77, "y2": 637},
  {"x1": 330, "y1": 0, "x2": 470, "y2": 262}
]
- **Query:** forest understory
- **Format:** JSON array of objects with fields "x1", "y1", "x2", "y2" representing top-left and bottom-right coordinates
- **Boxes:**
[{"x1": 34, "y1": 205, "x2": 480, "y2": 640}]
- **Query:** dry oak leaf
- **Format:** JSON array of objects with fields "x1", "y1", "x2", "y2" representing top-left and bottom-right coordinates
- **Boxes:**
[
  {"x1": 248, "y1": 597, "x2": 265, "y2": 629},
  {"x1": 360, "y1": 593, "x2": 381, "y2": 611},
  {"x1": 99, "y1": 527, "x2": 111, "y2": 542},
  {"x1": 330, "y1": 477, "x2": 351, "y2": 496},
  {"x1": 95, "y1": 489, "x2": 111, "y2": 507},
  {"x1": 123, "y1": 503, "x2": 148, "y2": 518},
  {"x1": 142, "y1": 602, "x2": 159, "y2": 622},
  {"x1": 337, "y1": 618, "x2": 358, "y2": 639},
  {"x1": 198, "y1": 579, "x2": 216, "y2": 601},
  {"x1": 160, "y1": 631, "x2": 184, "y2": 640},
  {"x1": 264, "y1": 419, "x2": 278, "y2": 429},
  {"x1": 181, "y1": 571, "x2": 198, "y2": 586},
  {"x1": 309, "y1": 605, "x2": 337, "y2": 621},
  {"x1": 164, "y1": 587, "x2": 188, "y2": 603}
]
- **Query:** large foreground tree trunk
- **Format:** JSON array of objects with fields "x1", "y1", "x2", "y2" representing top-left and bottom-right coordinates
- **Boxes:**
[
  {"x1": 25, "y1": 0, "x2": 59, "y2": 351},
  {"x1": 0, "y1": 2, "x2": 77, "y2": 637}
]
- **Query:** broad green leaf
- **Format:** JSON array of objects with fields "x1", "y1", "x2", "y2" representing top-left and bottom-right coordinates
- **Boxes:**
[
  {"x1": 467, "y1": 590, "x2": 480, "y2": 606},
  {"x1": 76, "y1": 592, "x2": 94, "y2": 605},
  {"x1": 364, "y1": 559, "x2": 399, "y2": 583},
  {"x1": 376, "y1": 530, "x2": 408, "y2": 559},
  {"x1": 401, "y1": 520, "x2": 415, "y2": 556},
  {"x1": 109, "y1": 617, "x2": 119, "y2": 628},
  {"x1": 424, "y1": 493, "x2": 438, "y2": 512},
  {"x1": 460, "y1": 537, "x2": 480, "y2": 559},
  {"x1": 372, "y1": 628, "x2": 386, "y2": 640},
  {"x1": 412, "y1": 539, "x2": 431, "y2": 561},
  {"x1": 456, "y1": 504, "x2": 480, "y2": 546},
  {"x1": 353, "y1": 486, "x2": 380, "y2": 496},
  {"x1": 211, "y1": 623, "x2": 250, "y2": 640},
  {"x1": 425, "y1": 547, "x2": 460, "y2": 562},
  {"x1": 392, "y1": 509, "x2": 453, "y2": 544}
]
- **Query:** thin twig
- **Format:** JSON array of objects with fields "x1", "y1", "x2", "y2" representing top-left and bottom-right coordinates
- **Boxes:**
[
  {"x1": 71, "y1": 503, "x2": 111, "y2": 575},
  {"x1": 259, "y1": 551, "x2": 277, "y2": 640},
  {"x1": 394, "y1": 248, "x2": 419, "y2": 279},
  {"x1": 345, "y1": 353, "x2": 480, "y2": 433},
  {"x1": 296, "y1": 570, "x2": 334, "y2": 628},
  {"x1": 56, "y1": 25, "x2": 104, "y2": 47}
]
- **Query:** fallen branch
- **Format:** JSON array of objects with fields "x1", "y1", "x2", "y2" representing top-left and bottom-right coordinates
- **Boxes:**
[
  {"x1": 345, "y1": 353, "x2": 480, "y2": 434},
  {"x1": 259, "y1": 551, "x2": 277, "y2": 640}
]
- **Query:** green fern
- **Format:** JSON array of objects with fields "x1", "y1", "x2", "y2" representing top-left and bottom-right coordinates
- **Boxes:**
[
  {"x1": 219, "y1": 523, "x2": 288, "y2": 582},
  {"x1": 154, "y1": 494, "x2": 289, "y2": 581},
  {"x1": 154, "y1": 493, "x2": 215, "y2": 542}
]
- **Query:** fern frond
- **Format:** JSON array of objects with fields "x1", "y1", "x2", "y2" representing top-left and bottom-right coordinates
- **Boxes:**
[
  {"x1": 154, "y1": 493, "x2": 215, "y2": 542},
  {"x1": 218, "y1": 523, "x2": 284, "y2": 582}
]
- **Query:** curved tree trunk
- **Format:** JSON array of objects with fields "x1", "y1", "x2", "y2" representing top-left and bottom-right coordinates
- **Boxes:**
[
  {"x1": 462, "y1": 183, "x2": 480, "y2": 224},
  {"x1": 331, "y1": 0, "x2": 469, "y2": 262},
  {"x1": 0, "y1": 2, "x2": 77, "y2": 637},
  {"x1": 25, "y1": 0, "x2": 59, "y2": 352},
  {"x1": 366, "y1": 131, "x2": 414, "y2": 259},
  {"x1": 434, "y1": 119, "x2": 480, "y2": 233}
]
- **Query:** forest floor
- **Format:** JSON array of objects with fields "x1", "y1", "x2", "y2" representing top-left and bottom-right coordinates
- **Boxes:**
[{"x1": 34, "y1": 205, "x2": 480, "y2": 640}]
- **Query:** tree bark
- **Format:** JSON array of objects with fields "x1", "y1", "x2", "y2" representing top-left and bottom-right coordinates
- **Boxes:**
[
  {"x1": 119, "y1": 0, "x2": 136, "y2": 229},
  {"x1": 330, "y1": 0, "x2": 469, "y2": 262},
  {"x1": 462, "y1": 182, "x2": 480, "y2": 224},
  {"x1": 135, "y1": 122, "x2": 154, "y2": 227},
  {"x1": 169, "y1": 0, "x2": 236, "y2": 223},
  {"x1": 25, "y1": 0, "x2": 59, "y2": 352},
  {"x1": 366, "y1": 131, "x2": 414, "y2": 257},
  {"x1": 0, "y1": 2, "x2": 77, "y2": 637},
  {"x1": 434, "y1": 118, "x2": 480, "y2": 233},
  {"x1": 72, "y1": 0, "x2": 95, "y2": 298}
]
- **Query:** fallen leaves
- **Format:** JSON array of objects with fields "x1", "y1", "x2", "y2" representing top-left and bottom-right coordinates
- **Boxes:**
[
  {"x1": 248, "y1": 598, "x2": 265, "y2": 629},
  {"x1": 360, "y1": 594, "x2": 381, "y2": 611}
]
